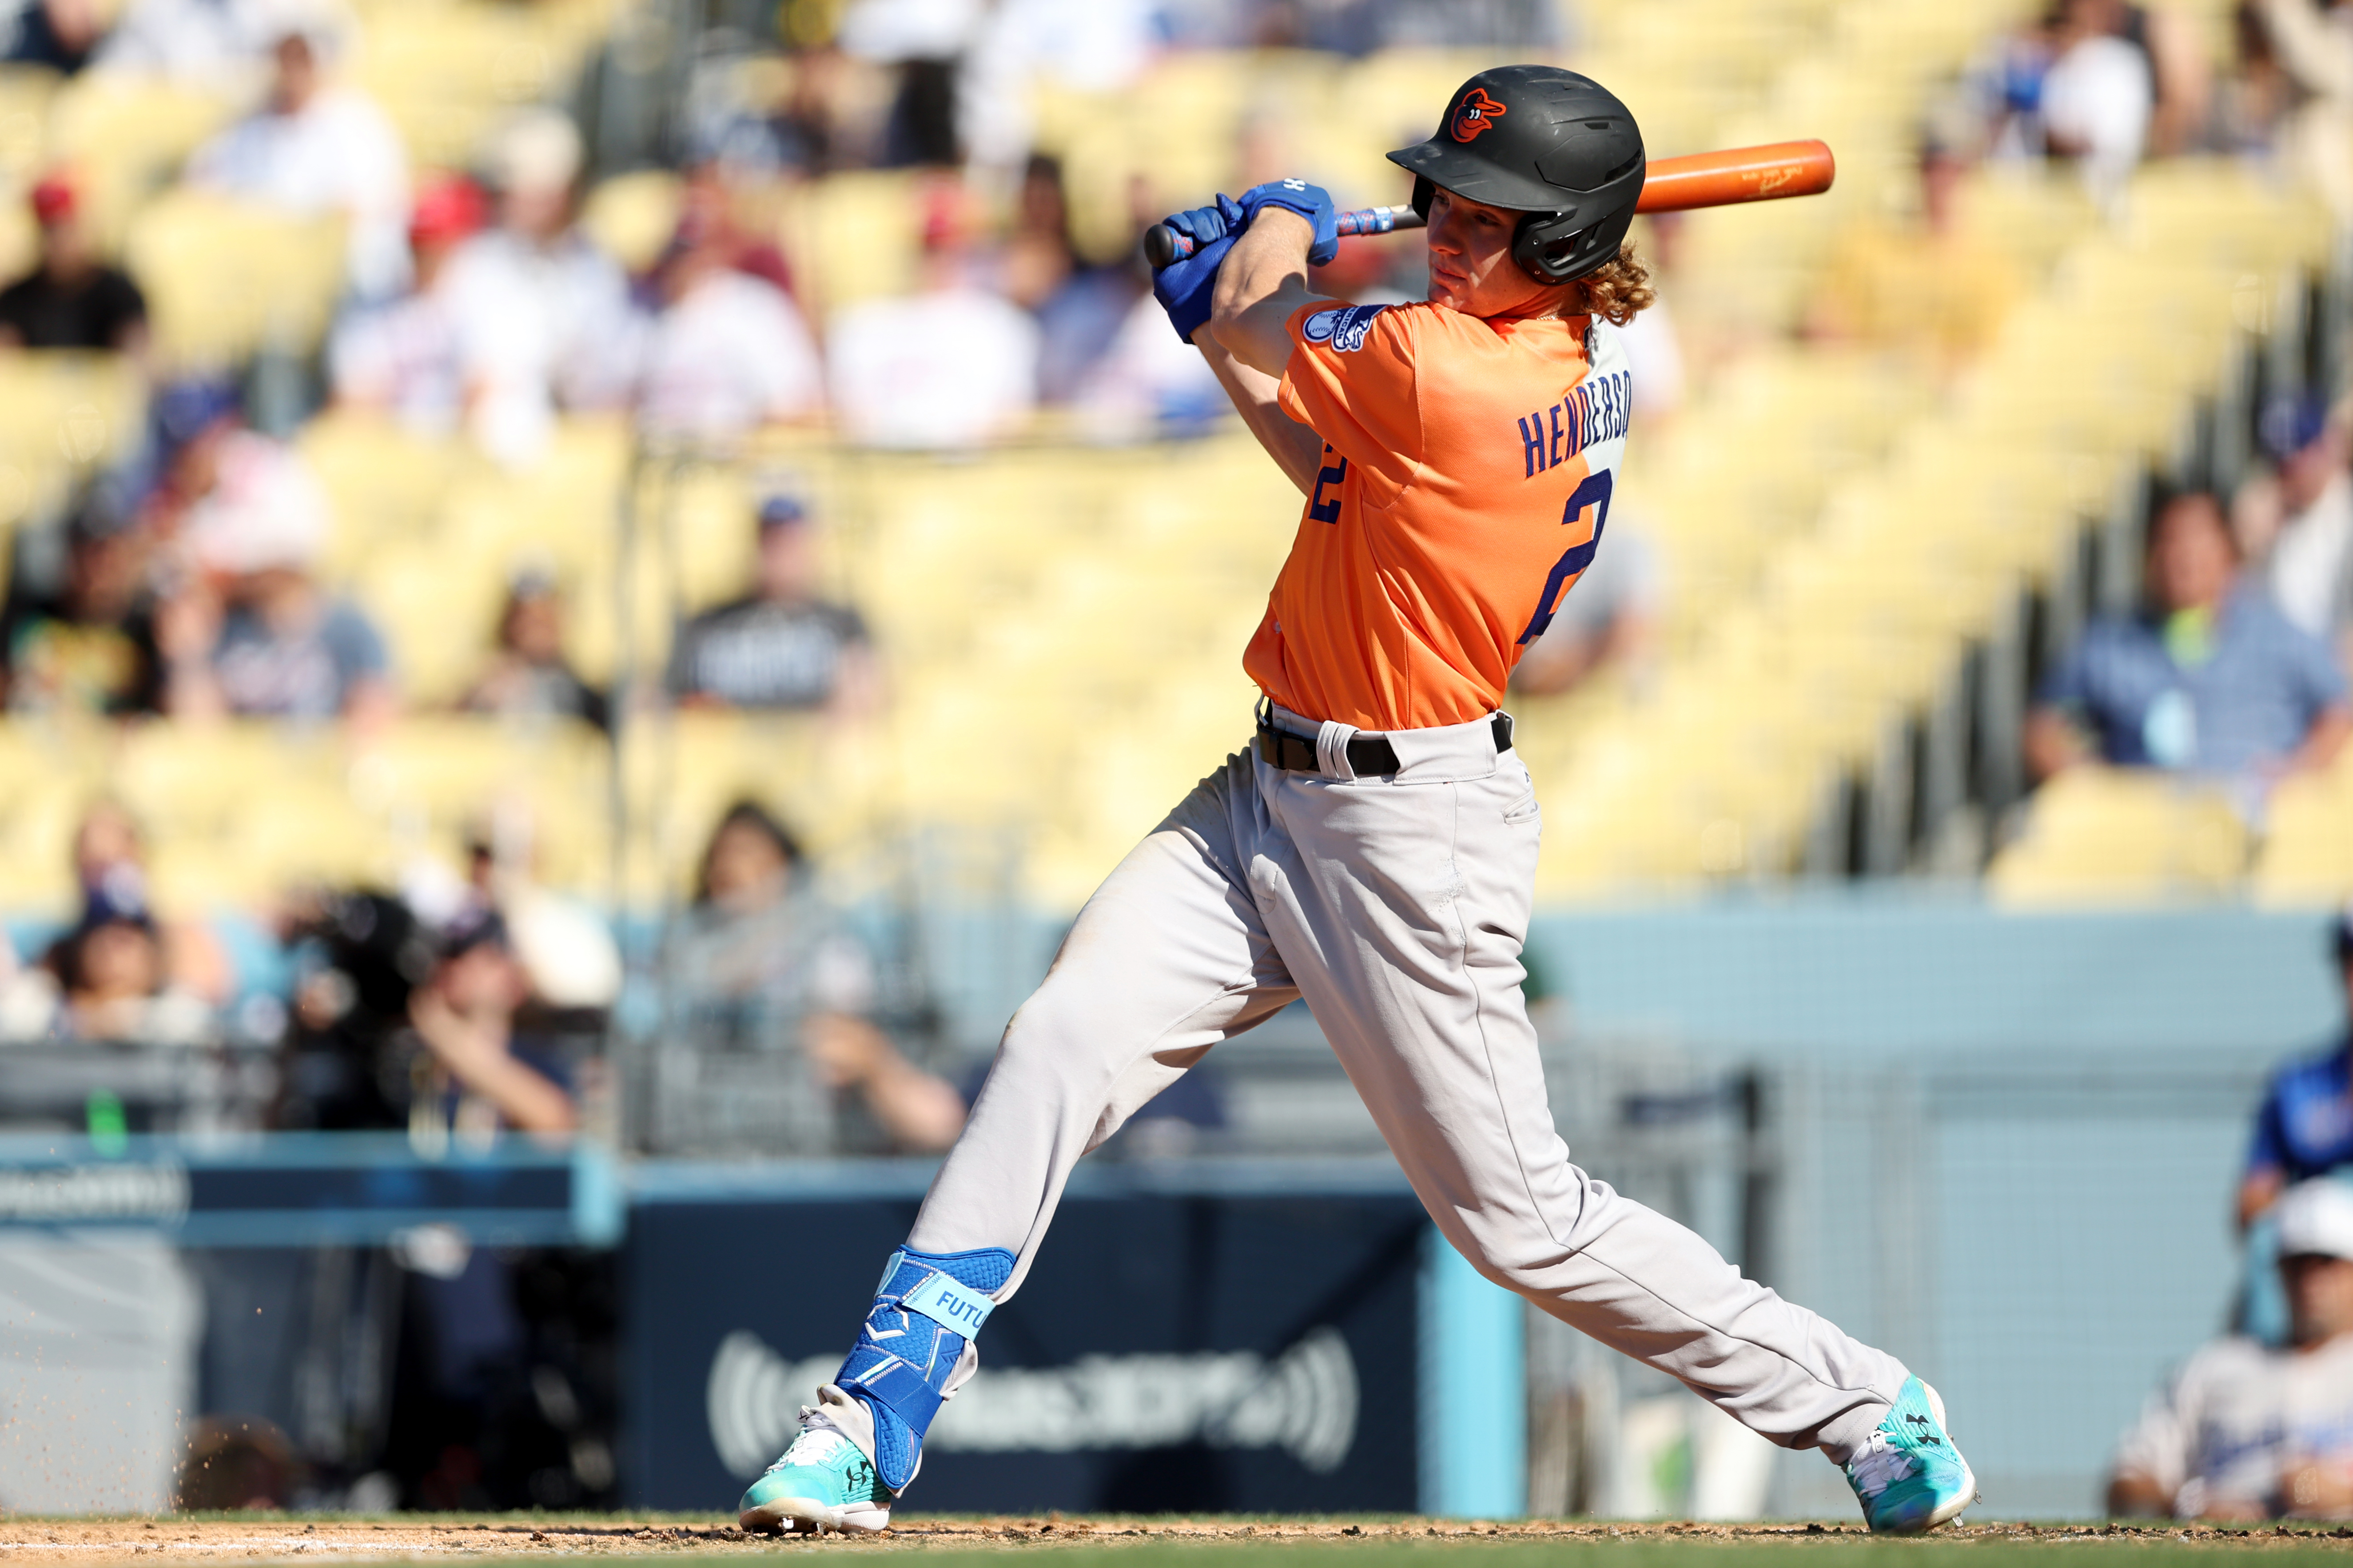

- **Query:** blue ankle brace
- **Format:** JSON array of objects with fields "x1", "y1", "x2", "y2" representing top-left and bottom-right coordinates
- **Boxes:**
[{"x1": 834, "y1": 1244, "x2": 1015, "y2": 1491}]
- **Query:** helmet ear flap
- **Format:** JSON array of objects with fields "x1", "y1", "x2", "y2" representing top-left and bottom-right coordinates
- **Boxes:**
[
  {"x1": 1511, "y1": 204, "x2": 1636, "y2": 285},
  {"x1": 1410, "y1": 175, "x2": 1434, "y2": 220},
  {"x1": 1512, "y1": 211, "x2": 1585, "y2": 283}
]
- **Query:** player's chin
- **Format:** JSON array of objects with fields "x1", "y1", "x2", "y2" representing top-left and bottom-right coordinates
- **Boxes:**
[{"x1": 1425, "y1": 278, "x2": 1470, "y2": 310}]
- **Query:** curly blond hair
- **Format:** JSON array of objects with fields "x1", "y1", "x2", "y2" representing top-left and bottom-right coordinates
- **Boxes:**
[{"x1": 1572, "y1": 243, "x2": 1654, "y2": 326}]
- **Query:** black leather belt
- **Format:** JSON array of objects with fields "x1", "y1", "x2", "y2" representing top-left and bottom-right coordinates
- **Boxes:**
[{"x1": 1257, "y1": 711, "x2": 1513, "y2": 776}]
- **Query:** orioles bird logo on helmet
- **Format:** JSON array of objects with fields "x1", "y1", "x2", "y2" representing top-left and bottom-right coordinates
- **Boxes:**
[{"x1": 1450, "y1": 88, "x2": 1506, "y2": 143}]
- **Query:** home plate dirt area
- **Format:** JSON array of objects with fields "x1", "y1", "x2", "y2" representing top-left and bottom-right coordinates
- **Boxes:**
[{"x1": 11, "y1": 1517, "x2": 2353, "y2": 1564}]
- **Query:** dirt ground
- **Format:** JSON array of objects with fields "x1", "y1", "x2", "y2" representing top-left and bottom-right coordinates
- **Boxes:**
[{"x1": 5, "y1": 1517, "x2": 2353, "y2": 1563}]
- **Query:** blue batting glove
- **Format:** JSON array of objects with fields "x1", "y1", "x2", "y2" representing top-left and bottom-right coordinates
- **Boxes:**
[
  {"x1": 1162, "y1": 193, "x2": 1245, "y2": 252},
  {"x1": 1238, "y1": 179, "x2": 1338, "y2": 266},
  {"x1": 1153, "y1": 230, "x2": 1235, "y2": 343}
]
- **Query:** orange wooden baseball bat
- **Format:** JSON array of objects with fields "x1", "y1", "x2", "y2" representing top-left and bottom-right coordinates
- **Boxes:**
[
  {"x1": 1636, "y1": 139, "x2": 1835, "y2": 213},
  {"x1": 1143, "y1": 139, "x2": 1835, "y2": 265}
]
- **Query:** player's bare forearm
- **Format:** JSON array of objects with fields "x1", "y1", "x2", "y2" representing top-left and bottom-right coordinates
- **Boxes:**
[
  {"x1": 1209, "y1": 207, "x2": 1340, "y2": 379},
  {"x1": 1192, "y1": 326, "x2": 1321, "y2": 495}
]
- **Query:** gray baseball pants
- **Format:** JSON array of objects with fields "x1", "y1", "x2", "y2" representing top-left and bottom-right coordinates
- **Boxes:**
[{"x1": 906, "y1": 706, "x2": 1907, "y2": 1461}]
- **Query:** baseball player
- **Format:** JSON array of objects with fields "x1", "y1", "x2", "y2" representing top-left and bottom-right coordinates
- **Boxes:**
[{"x1": 737, "y1": 66, "x2": 1975, "y2": 1535}]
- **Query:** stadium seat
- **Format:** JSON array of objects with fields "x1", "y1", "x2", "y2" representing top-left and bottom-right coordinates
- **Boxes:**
[
  {"x1": 123, "y1": 191, "x2": 345, "y2": 366},
  {"x1": 1986, "y1": 769, "x2": 2253, "y2": 906}
]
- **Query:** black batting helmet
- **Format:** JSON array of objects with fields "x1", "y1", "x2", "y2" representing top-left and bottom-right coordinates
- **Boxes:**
[{"x1": 1387, "y1": 65, "x2": 1645, "y2": 285}]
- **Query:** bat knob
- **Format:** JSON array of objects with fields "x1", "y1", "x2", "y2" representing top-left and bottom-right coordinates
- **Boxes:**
[{"x1": 1142, "y1": 223, "x2": 1192, "y2": 268}]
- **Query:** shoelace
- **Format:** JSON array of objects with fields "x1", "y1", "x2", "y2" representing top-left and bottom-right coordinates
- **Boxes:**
[
  {"x1": 771, "y1": 1408, "x2": 851, "y2": 1471},
  {"x1": 1846, "y1": 1432, "x2": 1918, "y2": 1498}
]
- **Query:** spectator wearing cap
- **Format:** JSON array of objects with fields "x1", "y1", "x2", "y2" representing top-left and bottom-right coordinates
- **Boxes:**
[
  {"x1": 826, "y1": 179, "x2": 1039, "y2": 449},
  {"x1": 459, "y1": 569, "x2": 608, "y2": 734},
  {"x1": 0, "y1": 173, "x2": 147, "y2": 354},
  {"x1": 405, "y1": 909, "x2": 576, "y2": 1141},
  {"x1": 2243, "y1": 395, "x2": 2352, "y2": 672},
  {"x1": 0, "y1": 798, "x2": 226, "y2": 1039},
  {"x1": 436, "y1": 108, "x2": 646, "y2": 467},
  {"x1": 2238, "y1": 911, "x2": 2353, "y2": 1230},
  {"x1": 2110, "y1": 1178, "x2": 2353, "y2": 1520},
  {"x1": 2026, "y1": 489, "x2": 2351, "y2": 787},
  {"x1": 139, "y1": 381, "x2": 390, "y2": 726},
  {"x1": 327, "y1": 173, "x2": 487, "y2": 436},
  {"x1": 183, "y1": 16, "x2": 411, "y2": 301},
  {"x1": 666, "y1": 494, "x2": 878, "y2": 716},
  {"x1": 633, "y1": 206, "x2": 824, "y2": 445}
]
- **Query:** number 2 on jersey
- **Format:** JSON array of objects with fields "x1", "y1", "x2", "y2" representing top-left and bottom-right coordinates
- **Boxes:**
[
  {"x1": 1516, "y1": 471, "x2": 1613, "y2": 645},
  {"x1": 1309, "y1": 451, "x2": 1348, "y2": 523}
]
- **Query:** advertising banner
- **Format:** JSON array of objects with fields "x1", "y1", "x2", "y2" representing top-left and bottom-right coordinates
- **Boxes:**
[{"x1": 624, "y1": 1166, "x2": 1426, "y2": 1513}]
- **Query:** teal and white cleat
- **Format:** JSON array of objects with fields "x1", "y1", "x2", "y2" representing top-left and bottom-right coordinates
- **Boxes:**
[
  {"x1": 1843, "y1": 1376, "x2": 1977, "y2": 1533},
  {"x1": 739, "y1": 1385, "x2": 895, "y2": 1535}
]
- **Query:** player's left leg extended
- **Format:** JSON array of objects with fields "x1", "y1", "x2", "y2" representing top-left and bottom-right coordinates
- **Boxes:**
[
  {"x1": 1251, "y1": 708, "x2": 1974, "y2": 1532},
  {"x1": 739, "y1": 749, "x2": 1302, "y2": 1534}
]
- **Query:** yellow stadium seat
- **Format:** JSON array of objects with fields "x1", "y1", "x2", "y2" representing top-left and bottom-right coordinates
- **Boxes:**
[
  {"x1": 123, "y1": 191, "x2": 345, "y2": 368},
  {"x1": 1987, "y1": 770, "x2": 2252, "y2": 906}
]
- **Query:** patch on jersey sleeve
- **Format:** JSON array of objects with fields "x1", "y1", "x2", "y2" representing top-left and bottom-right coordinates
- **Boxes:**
[{"x1": 1300, "y1": 303, "x2": 1391, "y2": 353}]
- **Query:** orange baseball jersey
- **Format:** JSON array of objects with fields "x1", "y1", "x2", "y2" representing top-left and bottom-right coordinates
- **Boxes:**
[{"x1": 1247, "y1": 298, "x2": 1632, "y2": 731}]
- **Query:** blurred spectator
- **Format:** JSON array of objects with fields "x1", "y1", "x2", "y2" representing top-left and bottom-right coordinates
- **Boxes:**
[
  {"x1": 827, "y1": 181, "x2": 1038, "y2": 447},
  {"x1": 2243, "y1": 396, "x2": 2353, "y2": 671},
  {"x1": 668, "y1": 493, "x2": 879, "y2": 715},
  {"x1": 327, "y1": 173, "x2": 488, "y2": 435},
  {"x1": 1073, "y1": 289, "x2": 1228, "y2": 442},
  {"x1": 2043, "y1": 2, "x2": 2153, "y2": 199},
  {"x1": 2024, "y1": 490, "x2": 2351, "y2": 784},
  {"x1": 275, "y1": 887, "x2": 435, "y2": 1130},
  {"x1": 184, "y1": 19, "x2": 411, "y2": 302},
  {"x1": 91, "y1": 0, "x2": 277, "y2": 84},
  {"x1": 0, "y1": 174, "x2": 147, "y2": 354},
  {"x1": 436, "y1": 109, "x2": 645, "y2": 466},
  {"x1": 2247, "y1": 0, "x2": 2353, "y2": 218},
  {"x1": 71, "y1": 798, "x2": 233, "y2": 1001},
  {"x1": 137, "y1": 378, "x2": 324, "y2": 557},
  {"x1": 1616, "y1": 215, "x2": 1688, "y2": 427},
  {"x1": 459, "y1": 569, "x2": 607, "y2": 735},
  {"x1": 665, "y1": 800, "x2": 964, "y2": 1153},
  {"x1": 1510, "y1": 524, "x2": 1665, "y2": 700},
  {"x1": 957, "y1": 0, "x2": 1158, "y2": 186},
  {"x1": 1002, "y1": 154, "x2": 1138, "y2": 403},
  {"x1": 1808, "y1": 142, "x2": 2023, "y2": 375},
  {"x1": 0, "y1": 877, "x2": 213, "y2": 1043},
  {"x1": 2, "y1": 0, "x2": 107, "y2": 72},
  {"x1": 836, "y1": 0, "x2": 969, "y2": 167},
  {"x1": 2140, "y1": 3, "x2": 2218, "y2": 155},
  {"x1": 2238, "y1": 909, "x2": 2353, "y2": 1228},
  {"x1": 1982, "y1": 0, "x2": 2155, "y2": 204},
  {"x1": 2215, "y1": 0, "x2": 2300, "y2": 159},
  {"x1": 142, "y1": 389, "x2": 391, "y2": 725},
  {"x1": 414, "y1": 807, "x2": 622, "y2": 1019},
  {"x1": 633, "y1": 209, "x2": 824, "y2": 443},
  {"x1": 45, "y1": 889, "x2": 202, "y2": 1041},
  {"x1": 405, "y1": 909, "x2": 576, "y2": 1141},
  {"x1": 0, "y1": 511, "x2": 162, "y2": 716},
  {"x1": 2109, "y1": 1178, "x2": 2353, "y2": 1520}
]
